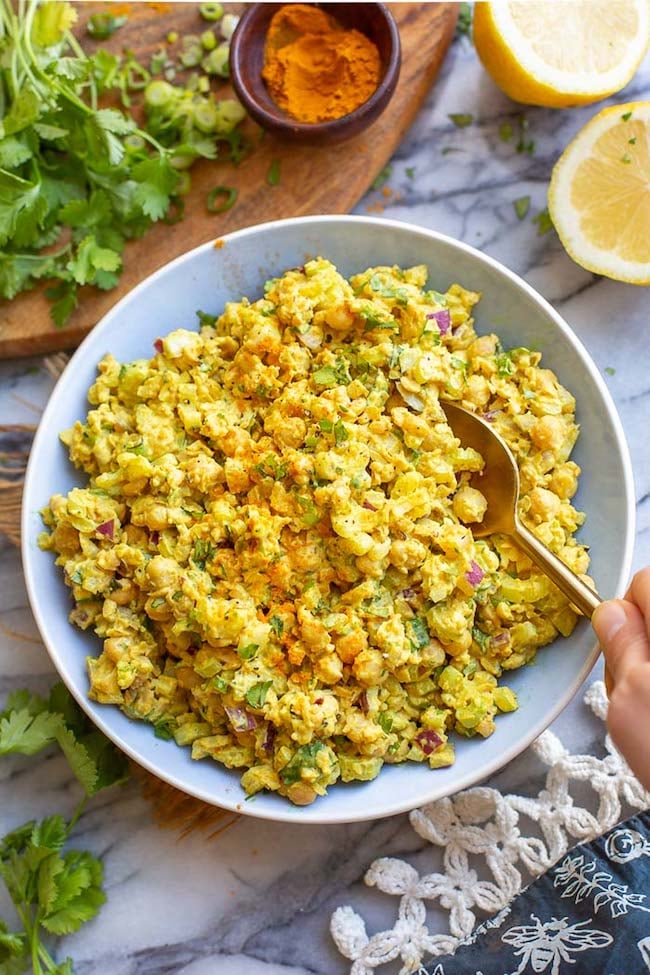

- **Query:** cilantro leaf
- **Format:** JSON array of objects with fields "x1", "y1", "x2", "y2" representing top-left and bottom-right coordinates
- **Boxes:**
[
  {"x1": 448, "y1": 113, "x2": 474, "y2": 128},
  {"x1": 132, "y1": 156, "x2": 179, "y2": 220},
  {"x1": 513, "y1": 195, "x2": 530, "y2": 220},
  {"x1": 532, "y1": 208, "x2": 554, "y2": 236},
  {"x1": 40, "y1": 850, "x2": 106, "y2": 935},
  {"x1": 31, "y1": 2, "x2": 78, "y2": 47},
  {"x1": 54, "y1": 726, "x2": 99, "y2": 796},
  {"x1": 0, "y1": 136, "x2": 33, "y2": 169},
  {"x1": 46, "y1": 280, "x2": 78, "y2": 329},
  {"x1": 30, "y1": 816, "x2": 68, "y2": 855},
  {"x1": 66, "y1": 234, "x2": 121, "y2": 286},
  {"x1": 280, "y1": 742, "x2": 326, "y2": 784},
  {"x1": 407, "y1": 617, "x2": 430, "y2": 649},
  {"x1": 456, "y1": 2, "x2": 472, "y2": 37},
  {"x1": 94, "y1": 108, "x2": 137, "y2": 137},
  {"x1": 0, "y1": 920, "x2": 26, "y2": 966},
  {"x1": 371, "y1": 164, "x2": 392, "y2": 190},
  {"x1": 59, "y1": 189, "x2": 112, "y2": 229},
  {"x1": 334, "y1": 419, "x2": 349, "y2": 445},
  {"x1": 0, "y1": 684, "x2": 128, "y2": 795},
  {"x1": 245, "y1": 681, "x2": 273, "y2": 710},
  {"x1": 1, "y1": 89, "x2": 41, "y2": 137},
  {"x1": 0, "y1": 708, "x2": 62, "y2": 756},
  {"x1": 269, "y1": 615, "x2": 284, "y2": 637},
  {"x1": 0, "y1": 170, "x2": 48, "y2": 248}
]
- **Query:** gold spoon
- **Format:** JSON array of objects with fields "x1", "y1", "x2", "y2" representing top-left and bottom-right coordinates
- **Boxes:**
[{"x1": 440, "y1": 400, "x2": 601, "y2": 618}]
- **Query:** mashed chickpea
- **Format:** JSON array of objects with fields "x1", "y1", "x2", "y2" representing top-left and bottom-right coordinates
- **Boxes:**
[{"x1": 40, "y1": 259, "x2": 592, "y2": 805}]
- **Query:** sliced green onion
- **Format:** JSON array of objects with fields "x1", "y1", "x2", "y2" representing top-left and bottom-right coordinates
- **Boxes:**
[
  {"x1": 150, "y1": 48, "x2": 166, "y2": 74},
  {"x1": 220, "y1": 14, "x2": 239, "y2": 40},
  {"x1": 201, "y1": 29, "x2": 217, "y2": 50},
  {"x1": 144, "y1": 79, "x2": 176, "y2": 108},
  {"x1": 214, "y1": 99, "x2": 246, "y2": 134},
  {"x1": 175, "y1": 171, "x2": 192, "y2": 196},
  {"x1": 163, "y1": 199, "x2": 185, "y2": 225},
  {"x1": 180, "y1": 37, "x2": 203, "y2": 68},
  {"x1": 202, "y1": 43, "x2": 229, "y2": 77},
  {"x1": 87, "y1": 13, "x2": 127, "y2": 39},
  {"x1": 193, "y1": 99, "x2": 221, "y2": 133},
  {"x1": 124, "y1": 133, "x2": 146, "y2": 152},
  {"x1": 126, "y1": 58, "x2": 151, "y2": 91},
  {"x1": 267, "y1": 158, "x2": 280, "y2": 186},
  {"x1": 207, "y1": 185, "x2": 238, "y2": 213},
  {"x1": 200, "y1": 2, "x2": 224, "y2": 21}
]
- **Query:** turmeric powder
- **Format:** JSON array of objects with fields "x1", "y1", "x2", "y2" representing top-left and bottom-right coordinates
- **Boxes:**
[{"x1": 262, "y1": 4, "x2": 382, "y2": 124}]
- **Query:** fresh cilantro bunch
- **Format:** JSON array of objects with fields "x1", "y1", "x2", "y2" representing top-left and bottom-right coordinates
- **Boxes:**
[
  {"x1": 0, "y1": 0, "x2": 180, "y2": 325},
  {"x1": 0, "y1": 816, "x2": 105, "y2": 975},
  {"x1": 0, "y1": 683, "x2": 128, "y2": 794},
  {"x1": 0, "y1": 684, "x2": 129, "y2": 974}
]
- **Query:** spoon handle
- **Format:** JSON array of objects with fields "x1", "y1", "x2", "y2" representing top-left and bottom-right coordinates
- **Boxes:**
[{"x1": 512, "y1": 521, "x2": 601, "y2": 618}]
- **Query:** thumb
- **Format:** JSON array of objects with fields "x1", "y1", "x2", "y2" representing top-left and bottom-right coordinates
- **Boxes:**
[{"x1": 592, "y1": 599, "x2": 650, "y2": 686}]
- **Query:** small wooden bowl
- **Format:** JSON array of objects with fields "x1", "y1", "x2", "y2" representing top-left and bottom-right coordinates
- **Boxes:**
[{"x1": 230, "y1": 3, "x2": 401, "y2": 146}]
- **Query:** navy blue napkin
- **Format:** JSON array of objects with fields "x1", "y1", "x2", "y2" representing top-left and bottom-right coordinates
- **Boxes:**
[{"x1": 426, "y1": 810, "x2": 650, "y2": 975}]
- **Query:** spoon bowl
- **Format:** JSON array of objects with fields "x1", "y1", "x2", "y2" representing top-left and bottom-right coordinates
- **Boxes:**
[{"x1": 441, "y1": 401, "x2": 601, "y2": 619}]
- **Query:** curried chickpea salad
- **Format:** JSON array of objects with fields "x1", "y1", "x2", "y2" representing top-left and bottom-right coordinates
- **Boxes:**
[{"x1": 40, "y1": 258, "x2": 592, "y2": 805}]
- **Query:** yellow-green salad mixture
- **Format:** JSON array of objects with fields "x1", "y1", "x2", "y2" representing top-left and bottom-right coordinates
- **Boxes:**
[{"x1": 40, "y1": 259, "x2": 592, "y2": 805}]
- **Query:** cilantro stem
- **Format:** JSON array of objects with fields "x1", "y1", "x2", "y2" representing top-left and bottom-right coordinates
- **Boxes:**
[
  {"x1": 67, "y1": 794, "x2": 88, "y2": 833},
  {"x1": 30, "y1": 908, "x2": 44, "y2": 975},
  {"x1": 38, "y1": 940, "x2": 58, "y2": 973},
  {"x1": 65, "y1": 28, "x2": 98, "y2": 110}
]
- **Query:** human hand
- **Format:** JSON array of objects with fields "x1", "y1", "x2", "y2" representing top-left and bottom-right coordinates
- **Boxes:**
[{"x1": 592, "y1": 567, "x2": 650, "y2": 791}]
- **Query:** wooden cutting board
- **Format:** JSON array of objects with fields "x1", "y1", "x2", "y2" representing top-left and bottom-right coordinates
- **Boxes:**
[{"x1": 0, "y1": 2, "x2": 457, "y2": 359}]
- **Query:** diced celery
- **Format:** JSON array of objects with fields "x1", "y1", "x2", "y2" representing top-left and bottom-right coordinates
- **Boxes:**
[
  {"x1": 494, "y1": 687, "x2": 518, "y2": 713},
  {"x1": 338, "y1": 754, "x2": 383, "y2": 783},
  {"x1": 438, "y1": 665, "x2": 463, "y2": 693},
  {"x1": 173, "y1": 721, "x2": 212, "y2": 746}
]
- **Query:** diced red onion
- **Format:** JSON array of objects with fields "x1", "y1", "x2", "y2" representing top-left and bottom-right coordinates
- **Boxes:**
[
  {"x1": 490, "y1": 631, "x2": 510, "y2": 649},
  {"x1": 262, "y1": 723, "x2": 277, "y2": 753},
  {"x1": 482, "y1": 410, "x2": 501, "y2": 423},
  {"x1": 400, "y1": 587, "x2": 418, "y2": 602},
  {"x1": 465, "y1": 561, "x2": 485, "y2": 586},
  {"x1": 299, "y1": 329, "x2": 323, "y2": 349},
  {"x1": 96, "y1": 519, "x2": 114, "y2": 539},
  {"x1": 225, "y1": 706, "x2": 257, "y2": 733},
  {"x1": 362, "y1": 501, "x2": 377, "y2": 511},
  {"x1": 426, "y1": 309, "x2": 451, "y2": 336},
  {"x1": 154, "y1": 338, "x2": 163, "y2": 353},
  {"x1": 314, "y1": 697, "x2": 324, "y2": 705},
  {"x1": 415, "y1": 729, "x2": 443, "y2": 755},
  {"x1": 396, "y1": 382, "x2": 424, "y2": 412},
  {"x1": 358, "y1": 691, "x2": 369, "y2": 714}
]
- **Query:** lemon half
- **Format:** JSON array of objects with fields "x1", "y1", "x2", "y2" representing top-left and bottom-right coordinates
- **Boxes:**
[
  {"x1": 549, "y1": 102, "x2": 650, "y2": 284},
  {"x1": 474, "y1": 1, "x2": 650, "y2": 108}
]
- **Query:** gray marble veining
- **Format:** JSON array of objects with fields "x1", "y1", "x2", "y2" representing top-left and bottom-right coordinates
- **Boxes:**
[{"x1": 1, "y1": 25, "x2": 649, "y2": 975}]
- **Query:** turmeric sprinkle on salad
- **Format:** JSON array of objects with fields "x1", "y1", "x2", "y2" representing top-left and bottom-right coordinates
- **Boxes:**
[{"x1": 40, "y1": 259, "x2": 591, "y2": 805}]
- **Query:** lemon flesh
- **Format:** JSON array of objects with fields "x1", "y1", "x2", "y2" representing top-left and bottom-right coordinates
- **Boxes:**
[
  {"x1": 549, "y1": 102, "x2": 650, "y2": 284},
  {"x1": 474, "y1": 1, "x2": 650, "y2": 107}
]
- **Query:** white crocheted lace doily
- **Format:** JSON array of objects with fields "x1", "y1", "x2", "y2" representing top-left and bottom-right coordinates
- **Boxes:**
[{"x1": 330, "y1": 681, "x2": 650, "y2": 975}]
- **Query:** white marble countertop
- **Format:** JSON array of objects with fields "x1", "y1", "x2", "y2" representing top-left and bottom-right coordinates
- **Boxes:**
[{"x1": 1, "y1": 22, "x2": 649, "y2": 975}]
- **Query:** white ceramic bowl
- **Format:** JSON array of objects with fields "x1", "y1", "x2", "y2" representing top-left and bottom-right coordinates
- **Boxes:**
[{"x1": 22, "y1": 216, "x2": 635, "y2": 824}]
